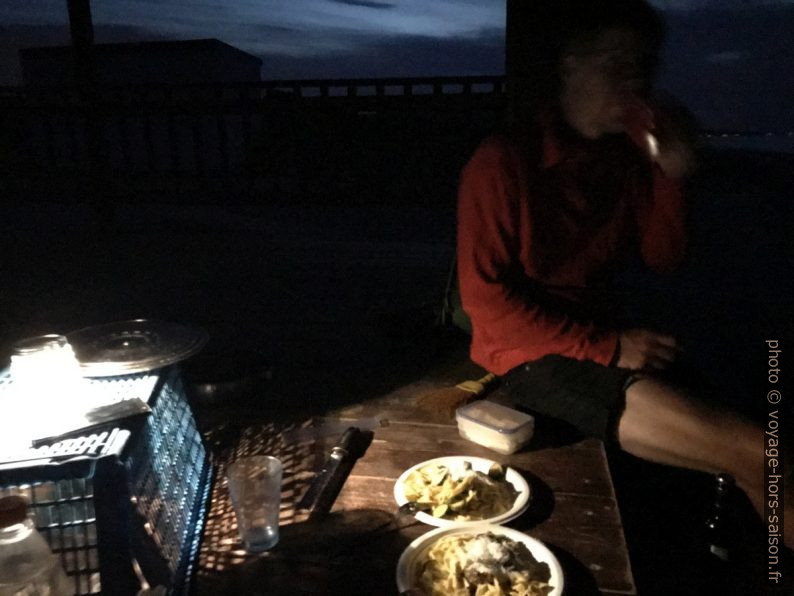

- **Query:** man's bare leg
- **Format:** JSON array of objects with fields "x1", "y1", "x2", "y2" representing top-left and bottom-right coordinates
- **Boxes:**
[{"x1": 616, "y1": 378, "x2": 793, "y2": 549}]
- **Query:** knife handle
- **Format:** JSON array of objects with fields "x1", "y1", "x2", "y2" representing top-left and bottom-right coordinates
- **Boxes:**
[
  {"x1": 307, "y1": 460, "x2": 355, "y2": 520},
  {"x1": 298, "y1": 427, "x2": 375, "y2": 518}
]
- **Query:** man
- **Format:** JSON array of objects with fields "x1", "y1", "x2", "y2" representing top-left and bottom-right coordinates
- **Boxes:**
[{"x1": 457, "y1": 0, "x2": 792, "y2": 548}]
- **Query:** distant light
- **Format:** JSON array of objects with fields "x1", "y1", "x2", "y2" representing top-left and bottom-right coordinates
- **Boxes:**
[{"x1": 704, "y1": 51, "x2": 744, "y2": 64}]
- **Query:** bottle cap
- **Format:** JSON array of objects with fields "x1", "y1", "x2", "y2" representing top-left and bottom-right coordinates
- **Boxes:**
[{"x1": 0, "y1": 495, "x2": 29, "y2": 528}]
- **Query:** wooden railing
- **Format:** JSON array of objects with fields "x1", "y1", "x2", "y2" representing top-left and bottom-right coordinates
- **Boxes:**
[
  {"x1": 0, "y1": 76, "x2": 507, "y2": 206},
  {"x1": 214, "y1": 75, "x2": 505, "y2": 99},
  {"x1": 2, "y1": 76, "x2": 789, "y2": 207}
]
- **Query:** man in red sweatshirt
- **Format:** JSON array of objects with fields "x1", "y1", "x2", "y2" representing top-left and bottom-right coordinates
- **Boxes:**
[{"x1": 457, "y1": 0, "x2": 791, "y2": 547}]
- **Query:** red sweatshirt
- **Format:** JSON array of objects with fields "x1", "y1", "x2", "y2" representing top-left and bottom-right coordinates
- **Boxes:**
[{"x1": 457, "y1": 121, "x2": 686, "y2": 375}]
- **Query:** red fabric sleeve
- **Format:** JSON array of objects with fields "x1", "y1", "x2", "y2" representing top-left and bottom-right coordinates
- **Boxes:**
[
  {"x1": 456, "y1": 142, "x2": 618, "y2": 375},
  {"x1": 635, "y1": 164, "x2": 687, "y2": 273}
]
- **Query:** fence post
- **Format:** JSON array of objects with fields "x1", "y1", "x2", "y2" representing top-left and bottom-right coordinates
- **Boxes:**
[{"x1": 67, "y1": 0, "x2": 112, "y2": 226}]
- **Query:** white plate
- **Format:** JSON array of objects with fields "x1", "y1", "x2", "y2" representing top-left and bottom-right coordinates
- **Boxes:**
[
  {"x1": 393, "y1": 455, "x2": 530, "y2": 527},
  {"x1": 396, "y1": 523, "x2": 563, "y2": 596}
]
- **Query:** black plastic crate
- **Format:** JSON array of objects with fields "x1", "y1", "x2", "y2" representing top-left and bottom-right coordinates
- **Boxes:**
[{"x1": 0, "y1": 367, "x2": 212, "y2": 595}]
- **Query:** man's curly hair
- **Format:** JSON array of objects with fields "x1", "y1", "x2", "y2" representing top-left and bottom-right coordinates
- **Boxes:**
[{"x1": 506, "y1": 0, "x2": 665, "y2": 130}]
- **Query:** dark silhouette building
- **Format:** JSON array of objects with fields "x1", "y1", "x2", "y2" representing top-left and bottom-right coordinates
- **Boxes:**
[{"x1": 19, "y1": 38, "x2": 262, "y2": 86}]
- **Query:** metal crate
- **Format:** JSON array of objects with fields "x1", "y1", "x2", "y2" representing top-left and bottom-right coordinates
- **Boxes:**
[{"x1": 0, "y1": 367, "x2": 212, "y2": 595}]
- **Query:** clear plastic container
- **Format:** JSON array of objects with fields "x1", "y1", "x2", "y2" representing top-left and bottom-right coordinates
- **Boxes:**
[
  {"x1": 456, "y1": 400, "x2": 535, "y2": 454},
  {"x1": 0, "y1": 496, "x2": 72, "y2": 596}
]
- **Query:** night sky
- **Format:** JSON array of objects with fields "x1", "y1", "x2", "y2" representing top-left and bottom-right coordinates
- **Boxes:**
[{"x1": 1, "y1": 0, "x2": 793, "y2": 130}]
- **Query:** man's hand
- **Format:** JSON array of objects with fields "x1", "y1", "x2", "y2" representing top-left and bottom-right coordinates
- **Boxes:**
[
  {"x1": 652, "y1": 104, "x2": 697, "y2": 180},
  {"x1": 616, "y1": 329, "x2": 679, "y2": 371},
  {"x1": 622, "y1": 94, "x2": 698, "y2": 180}
]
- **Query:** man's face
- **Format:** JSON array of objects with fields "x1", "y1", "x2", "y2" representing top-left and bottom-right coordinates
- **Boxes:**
[{"x1": 559, "y1": 27, "x2": 654, "y2": 139}]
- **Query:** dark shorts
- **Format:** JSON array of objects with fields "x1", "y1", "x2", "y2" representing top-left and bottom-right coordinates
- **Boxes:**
[{"x1": 499, "y1": 355, "x2": 637, "y2": 442}]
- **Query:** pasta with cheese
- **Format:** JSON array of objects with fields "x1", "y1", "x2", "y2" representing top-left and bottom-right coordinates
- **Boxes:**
[{"x1": 415, "y1": 532, "x2": 553, "y2": 596}]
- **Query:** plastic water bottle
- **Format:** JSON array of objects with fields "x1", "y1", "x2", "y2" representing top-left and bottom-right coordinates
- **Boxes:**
[{"x1": 0, "y1": 496, "x2": 72, "y2": 596}]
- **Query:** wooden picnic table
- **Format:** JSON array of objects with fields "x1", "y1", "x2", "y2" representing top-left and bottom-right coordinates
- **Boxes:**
[{"x1": 195, "y1": 375, "x2": 636, "y2": 595}]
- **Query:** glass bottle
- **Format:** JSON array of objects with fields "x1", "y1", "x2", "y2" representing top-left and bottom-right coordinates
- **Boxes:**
[
  {"x1": 704, "y1": 473, "x2": 736, "y2": 562},
  {"x1": 0, "y1": 495, "x2": 72, "y2": 596}
]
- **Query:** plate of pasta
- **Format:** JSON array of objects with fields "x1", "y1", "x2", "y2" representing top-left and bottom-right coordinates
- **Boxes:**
[
  {"x1": 394, "y1": 456, "x2": 530, "y2": 527},
  {"x1": 396, "y1": 524, "x2": 562, "y2": 596}
]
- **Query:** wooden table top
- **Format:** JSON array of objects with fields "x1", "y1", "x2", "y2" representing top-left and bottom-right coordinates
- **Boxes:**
[{"x1": 195, "y1": 378, "x2": 636, "y2": 595}]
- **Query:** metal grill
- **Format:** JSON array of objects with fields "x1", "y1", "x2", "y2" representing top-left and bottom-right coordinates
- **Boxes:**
[{"x1": 0, "y1": 367, "x2": 211, "y2": 596}]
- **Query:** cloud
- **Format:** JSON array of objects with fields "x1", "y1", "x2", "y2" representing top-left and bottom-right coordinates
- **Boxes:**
[
  {"x1": 0, "y1": 1, "x2": 68, "y2": 26},
  {"x1": 96, "y1": 0, "x2": 503, "y2": 43},
  {"x1": 328, "y1": 0, "x2": 395, "y2": 9},
  {"x1": 657, "y1": 6, "x2": 794, "y2": 131},
  {"x1": 652, "y1": 0, "x2": 794, "y2": 9},
  {"x1": 0, "y1": 0, "x2": 506, "y2": 62},
  {"x1": 0, "y1": 22, "x2": 504, "y2": 86},
  {"x1": 258, "y1": 27, "x2": 504, "y2": 79}
]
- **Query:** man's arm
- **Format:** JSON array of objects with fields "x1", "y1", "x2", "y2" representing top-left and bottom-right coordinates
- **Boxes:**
[
  {"x1": 457, "y1": 142, "x2": 618, "y2": 375},
  {"x1": 617, "y1": 100, "x2": 696, "y2": 370},
  {"x1": 635, "y1": 167, "x2": 687, "y2": 273},
  {"x1": 626, "y1": 97, "x2": 695, "y2": 273}
]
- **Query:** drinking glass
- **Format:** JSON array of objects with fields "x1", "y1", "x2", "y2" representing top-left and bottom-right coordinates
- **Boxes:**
[{"x1": 227, "y1": 456, "x2": 282, "y2": 552}]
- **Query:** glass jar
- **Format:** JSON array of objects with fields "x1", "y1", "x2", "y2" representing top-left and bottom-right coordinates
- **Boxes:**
[{"x1": 1, "y1": 335, "x2": 88, "y2": 450}]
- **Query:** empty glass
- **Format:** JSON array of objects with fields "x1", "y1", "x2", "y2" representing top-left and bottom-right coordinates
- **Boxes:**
[{"x1": 226, "y1": 456, "x2": 282, "y2": 552}]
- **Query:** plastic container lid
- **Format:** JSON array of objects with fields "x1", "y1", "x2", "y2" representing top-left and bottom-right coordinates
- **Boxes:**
[{"x1": 0, "y1": 495, "x2": 28, "y2": 528}]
